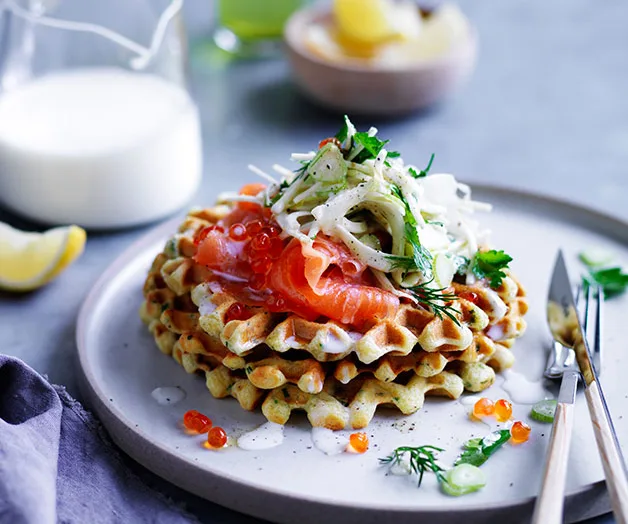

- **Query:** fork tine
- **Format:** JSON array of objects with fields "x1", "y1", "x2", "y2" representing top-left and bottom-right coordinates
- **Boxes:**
[
  {"x1": 583, "y1": 282, "x2": 593, "y2": 335},
  {"x1": 593, "y1": 283, "x2": 603, "y2": 374}
]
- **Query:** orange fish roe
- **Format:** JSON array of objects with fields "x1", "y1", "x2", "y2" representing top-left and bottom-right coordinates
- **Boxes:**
[
  {"x1": 494, "y1": 399, "x2": 513, "y2": 422},
  {"x1": 207, "y1": 426, "x2": 228, "y2": 449},
  {"x1": 224, "y1": 302, "x2": 252, "y2": 324},
  {"x1": 510, "y1": 421, "x2": 531, "y2": 444},
  {"x1": 347, "y1": 432, "x2": 369, "y2": 454},
  {"x1": 472, "y1": 397, "x2": 495, "y2": 419},
  {"x1": 183, "y1": 410, "x2": 212, "y2": 433}
]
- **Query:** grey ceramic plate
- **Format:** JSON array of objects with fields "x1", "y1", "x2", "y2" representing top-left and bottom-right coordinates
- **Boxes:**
[{"x1": 76, "y1": 185, "x2": 628, "y2": 524}]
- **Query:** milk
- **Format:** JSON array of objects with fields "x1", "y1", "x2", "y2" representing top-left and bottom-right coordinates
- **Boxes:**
[{"x1": 0, "y1": 68, "x2": 202, "y2": 228}]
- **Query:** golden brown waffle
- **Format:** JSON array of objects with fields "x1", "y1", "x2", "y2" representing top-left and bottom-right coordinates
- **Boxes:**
[{"x1": 139, "y1": 207, "x2": 529, "y2": 429}]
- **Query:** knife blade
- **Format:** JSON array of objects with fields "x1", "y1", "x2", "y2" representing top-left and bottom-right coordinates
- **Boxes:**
[{"x1": 547, "y1": 250, "x2": 595, "y2": 385}]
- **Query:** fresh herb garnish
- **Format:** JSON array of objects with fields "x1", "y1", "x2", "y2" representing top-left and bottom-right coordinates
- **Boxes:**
[
  {"x1": 409, "y1": 153, "x2": 435, "y2": 179},
  {"x1": 584, "y1": 267, "x2": 628, "y2": 298},
  {"x1": 408, "y1": 280, "x2": 460, "y2": 325},
  {"x1": 384, "y1": 150, "x2": 401, "y2": 167},
  {"x1": 380, "y1": 445, "x2": 447, "y2": 486},
  {"x1": 471, "y1": 250, "x2": 513, "y2": 288},
  {"x1": 352, "y1": 132, "x2": 390, "y2": 164},
  {"x1": 390, "y1": 184, "x2": 433, "y2": 277},
  {"x1": 578, "y1": 249, "x2": 627, "y2": 298},
  {"x1": 335, "y1": 115, "x2": 351, "y2": 144},
  {"x1": 380, "y1": 445, "x2": 487, "y2": 496},
  {"x1": 386, "y1": 254, "x2": 418, "y2": 272},
  {"x1": 455, "y1": 429, "x2": 511, "y2": 467}
]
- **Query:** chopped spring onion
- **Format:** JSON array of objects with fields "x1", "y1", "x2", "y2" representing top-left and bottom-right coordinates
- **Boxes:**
[
  {"x1": 579, "y1": 248, "x2": 614, "y2": 268},
  {"x1": 530, "y1": 399, "x2": 557, "y2": 423},
  {"x1": 455, "y1": 429, "x2": 511, "y2": 467},
  {"x1": 440, "y1": 464, "x2": 486, "y2": 497}
]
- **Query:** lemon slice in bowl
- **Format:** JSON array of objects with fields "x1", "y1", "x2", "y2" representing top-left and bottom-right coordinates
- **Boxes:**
[
  {"x1": 0, "y1": 223, "x2": 86, "y2": 292},
  {"x1": 333, "y1": 0, "x2": 421, "y2": 46}
]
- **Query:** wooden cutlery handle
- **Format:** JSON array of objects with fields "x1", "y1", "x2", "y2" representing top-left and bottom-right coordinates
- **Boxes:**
[
  {"x1": 585, "y1": 381, "x2": 628, "y2": 524},
  {"x1": 531, "y1": 401, "x2": 575, "y2": 524}
]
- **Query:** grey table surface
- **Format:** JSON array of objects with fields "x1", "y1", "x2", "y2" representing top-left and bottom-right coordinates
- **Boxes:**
[{"x1": 1, "y1": 0, "x2": 626, "y2": 522}]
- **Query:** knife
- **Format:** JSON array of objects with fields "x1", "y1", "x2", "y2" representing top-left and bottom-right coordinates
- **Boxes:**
[
  {"x1": 532, "y1": 255, "x2": 581, "y2": 524},
  {"x1": 536, "y1": 250, "x2": 628, "y2": 524}
]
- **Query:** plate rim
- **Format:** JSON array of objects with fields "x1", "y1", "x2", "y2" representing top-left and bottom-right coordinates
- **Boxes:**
[{"x1": 76, "y1": 183, "x2": 626, "y2": 521}]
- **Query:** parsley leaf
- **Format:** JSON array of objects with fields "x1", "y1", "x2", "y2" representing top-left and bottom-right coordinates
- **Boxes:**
[
  {"x1": 472, "y1": 250, "x2": 513, "y2": 288},
  {"x1": 584, "y1": 267, "x2": 628, "y2": 298},
  {"x1": 409, "y1": 153, "x2": 435, "y2": 179},
  {"x1": 384, "y1": 150, "x2": 401, "y2": 168},
  {"x1": 352, "y1": 132, "x2": 390, "y2": 164},
  {"x1": 455, "y1": 430, "x2": 511, "y2": 467}
]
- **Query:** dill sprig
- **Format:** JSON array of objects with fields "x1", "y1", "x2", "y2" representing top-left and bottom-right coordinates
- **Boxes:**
[
  {"x1": 409, "y1": 280, "x2": 461, "y2": 326},
  {"x1": 379, "y1": 445, "x2": 448, "y2": 487}
]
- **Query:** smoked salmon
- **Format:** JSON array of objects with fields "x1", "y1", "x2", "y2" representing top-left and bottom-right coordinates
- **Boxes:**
[{"x1": 193, "y1": 207, "x2": 399, "y2": 328}]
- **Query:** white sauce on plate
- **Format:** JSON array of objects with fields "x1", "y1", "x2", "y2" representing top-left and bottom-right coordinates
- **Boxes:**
[
  {"x1": 237, "y1": 422, "x2": 285, "y2": 450},
  {"x1": 500, "y1": 370, "x2": 553, "y2": 404},
  {"x1": 311, "y1": 427, "x2": 349, "y2": 455},
  {"x1": 151, "y1": 386, "x2": 186, "y2": 406}
]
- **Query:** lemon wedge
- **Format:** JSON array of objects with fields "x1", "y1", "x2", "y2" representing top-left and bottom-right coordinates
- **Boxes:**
[
  {"x1": 333, "y1": 0, "x2": 421, "y2": 46},
  {"x1": 0, "y1": 223, "x2": 86, "y2": 292}
]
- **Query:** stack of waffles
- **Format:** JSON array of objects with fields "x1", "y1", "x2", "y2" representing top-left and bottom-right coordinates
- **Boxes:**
[{"x1": 140, "y1": 208, "x2": 528, "y2": 430}]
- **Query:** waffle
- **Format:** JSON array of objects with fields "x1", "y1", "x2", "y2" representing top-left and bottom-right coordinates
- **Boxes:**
[{"x1": 139, "y1": 207, "x2": 529, "y2": 429}]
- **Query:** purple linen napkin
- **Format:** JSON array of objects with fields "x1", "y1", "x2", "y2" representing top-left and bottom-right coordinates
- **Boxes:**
[{"x1": 0, "y1": 355, "x2": 198, "y2": 524}]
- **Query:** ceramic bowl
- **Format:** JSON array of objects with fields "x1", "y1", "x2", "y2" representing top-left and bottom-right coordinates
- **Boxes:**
[{"x1": 284, "y1": 7, "x2": 478, "y2": 116}]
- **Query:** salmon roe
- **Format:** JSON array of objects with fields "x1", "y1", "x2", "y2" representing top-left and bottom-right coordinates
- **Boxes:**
[
  {"x1": 494, "y1": 399, "x2": 513, "y2": 422},
  {"x1": 193, "y1": 225, "x2": 224, "y2": 246},
  {"x1": 228, "y1": 223, "x2": 248, "y2": 242},
  {"x1": 207, "y1": 426, "x2": 228, "y2": 448},
  {"x1": 472, "y1": 397, "x2": 495, "y2": 419},
  {"x1": 183, "y1": 410, "x2": 212, "y2": 433},
  {"x1": 348, "y1": 432, "x2": 369, "y2": 454},
  {"x1": 224, "y1": 302, "x2": 252, "y2": 323},
  {"x1": 510, "y1": 421, "x2": 531, "y2": 444},
  {"x1": 246, "y1": 219, "x2": 264, "y2": 236}
]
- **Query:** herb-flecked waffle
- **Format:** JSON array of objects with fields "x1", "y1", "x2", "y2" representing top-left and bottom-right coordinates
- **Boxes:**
[{"x1": 139, "y1": 206, "x2": 528, "y2": 429}]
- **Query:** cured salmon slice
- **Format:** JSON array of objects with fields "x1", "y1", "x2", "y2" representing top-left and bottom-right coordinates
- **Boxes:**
[{"x1": 270, "y1": 239, "x2": 399, "y2": 327}]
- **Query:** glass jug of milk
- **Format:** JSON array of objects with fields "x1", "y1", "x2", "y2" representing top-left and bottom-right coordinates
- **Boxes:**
[{"x1": 0, "y1": 0, "x2": 202, "y2": 228}]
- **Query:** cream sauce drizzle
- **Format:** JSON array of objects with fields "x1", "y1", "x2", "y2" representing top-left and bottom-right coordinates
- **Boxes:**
[
  {"x1": 151, "y1": 386, "x2": 186, "y2": 406},
  {"x1": 237, "y1": 422, "x2": 285, "y2": 450},
  {"x1": 311, "y1": 427, "x2": 349, "y2": 455},
  {"x1": 500, "y1": 370, "x2": 554, "y2": 404}
]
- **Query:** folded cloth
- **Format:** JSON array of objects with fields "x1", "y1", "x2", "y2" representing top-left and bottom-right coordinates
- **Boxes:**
[{"x1": 0, "y1": 355, "x2": 198, "y2": 524}]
